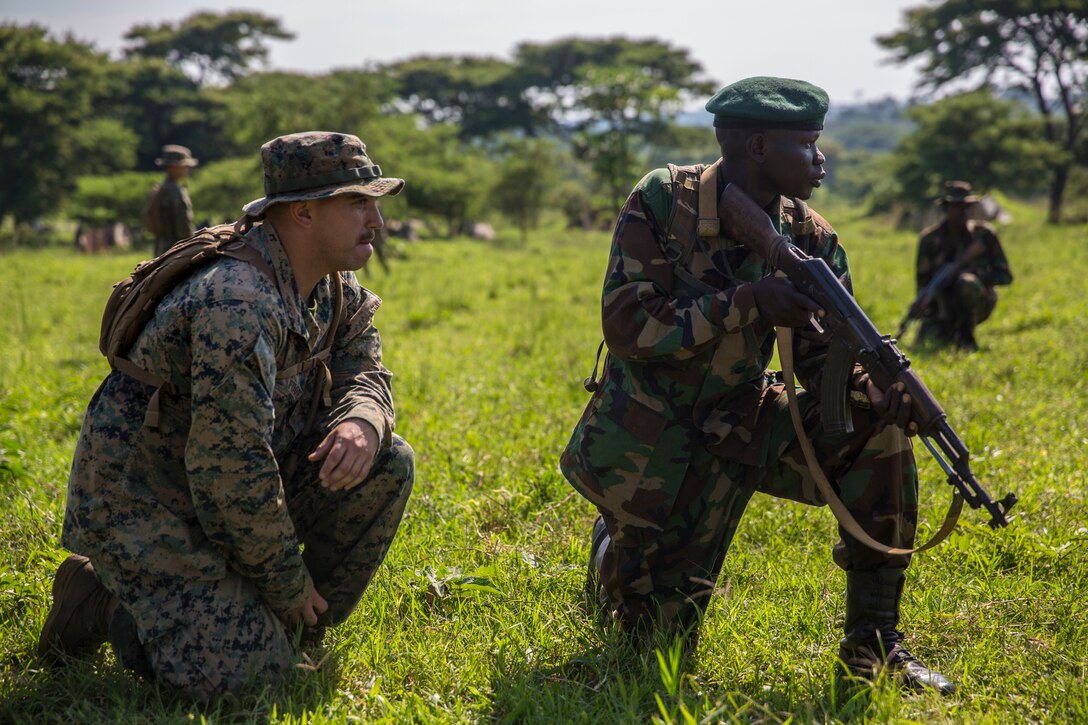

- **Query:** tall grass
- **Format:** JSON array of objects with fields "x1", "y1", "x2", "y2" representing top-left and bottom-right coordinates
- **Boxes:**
[{"x1": 0, "y1": 201, "x2": 1085, "y2": 723}]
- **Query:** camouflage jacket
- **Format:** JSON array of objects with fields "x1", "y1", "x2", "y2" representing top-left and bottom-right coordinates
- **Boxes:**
[
  {"x1": 62, "y1": 221, "x2": 394, "y2": 626},
  {"x1": 156, "y1": 176, "x2": 195, "y2": 242},
  {"x1": 561, "y1": 163, "x2": 853, "y2": 526},
  {"x1": 916, "y1": 219, "x2": 1012, "y2": 290}
]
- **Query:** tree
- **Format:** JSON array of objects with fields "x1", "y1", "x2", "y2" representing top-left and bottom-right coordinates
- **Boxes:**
[
  {"x1": 491, "y1": 137, "x2": 565, "y2": 240},
  {"x1": 104, "y1": 56, "x2": 214, "y2": 168},
  {"x1": 878, "y1": 1, "x2": 1088, "y2": 222},
  {"x1": 513, "y1": 38, "x2": 714, "y2": 209},
  {"x1": 883, "y1": 90, "x2": 1058, "y2": 210},
  {"x1": 216, "y1": 69, "x2": 395, "y2": 153},
  {"x1": 384, "y1": 56, "x2": 537, "y2": 139},
  {"x1": 0, "y1": 24, "x2": 112, "y2": 225},
  {"x1": 123, "y1": 11, "x2": 294, "y2": 86}
]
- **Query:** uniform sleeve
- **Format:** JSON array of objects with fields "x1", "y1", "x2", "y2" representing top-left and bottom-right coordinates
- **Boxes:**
[
  {"x1": 600, "y1": 185, "x2": 761, "y2": 361},
  {"x1": 323, "y1": 274, "x2": 395, "y2": 449},
  {"x1": 971, "y1": 226, "x2": 1013, "y2": 286},
  {"x1": 185, "y1": 297, "x2": 311, "y2": 622},
  {"x1": 163, "y1": 184, "x2": 195, "y2": 242},
  {"x1": 915, "y1": 231, "x2": 942, "y2": 290},
  {"x1": 791, "y1": 228, "x2": 861, "y2": 397}
]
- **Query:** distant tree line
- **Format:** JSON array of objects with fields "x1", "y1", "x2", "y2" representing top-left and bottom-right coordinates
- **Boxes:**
[
  {"x1": 0, "y1": 13, "x2": 715, "y2": 242},
  {"x1": 1, "y1": 1, "x2": 1086, "y2": 244}
]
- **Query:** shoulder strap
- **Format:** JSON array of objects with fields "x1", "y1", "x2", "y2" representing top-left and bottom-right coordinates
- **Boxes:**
[{"x1": 777, "y1": 324, "x2": 963, "y2": 555}]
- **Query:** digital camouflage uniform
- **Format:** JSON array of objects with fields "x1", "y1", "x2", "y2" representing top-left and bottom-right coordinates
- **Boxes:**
[
  {"x1": 151, "y1": 176, "x2": 195, "y2": 256},
  {"x1": 561, "y1": 164, "x2": 918, "y2": 630},
  {"x1": 915, "y1": 219, "x2": 1012, "y2": 346},
  {"x1": 59, "y1": 133, "x2": 412, "y2": 701}
]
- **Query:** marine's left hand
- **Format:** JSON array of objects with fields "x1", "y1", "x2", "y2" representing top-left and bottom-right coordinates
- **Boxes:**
[
  {"x1": 308, "y1": 419, "x2": 380, "y2": 490},
  {"x1": 863, "y1": 377, "x2": 918, "y2": 436}
]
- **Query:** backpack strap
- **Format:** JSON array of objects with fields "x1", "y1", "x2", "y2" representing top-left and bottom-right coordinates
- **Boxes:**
[{"x1": 112, "y1": 233, "x2": 344, "y2": 430}]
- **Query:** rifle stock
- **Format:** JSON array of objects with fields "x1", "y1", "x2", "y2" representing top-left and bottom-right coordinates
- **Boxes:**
[{"x1": 718, "y1": 184, "x2": 1017, "y2": 529}]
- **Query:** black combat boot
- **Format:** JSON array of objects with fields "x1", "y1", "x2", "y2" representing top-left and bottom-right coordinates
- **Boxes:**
[
  {"x1": 953, "y1": 319, "x2": 979, "y2": 351},
  {"x1": 37, "y1": 554, "x2": 117, "y2": 662},
  {"x1": 583, "y1": 516, "x2": 611, "y2": 625},
  {"x1": 838, "y1": 568, "x2": 956, "y2": 696}
]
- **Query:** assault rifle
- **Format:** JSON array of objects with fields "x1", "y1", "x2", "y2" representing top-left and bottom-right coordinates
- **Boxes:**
[
  {"x1": 718, "y1": 184, "x2": 1017, "y2": 529},
  {"x1": 894, "y1": 239, "x2": 988, "y2": 340}
]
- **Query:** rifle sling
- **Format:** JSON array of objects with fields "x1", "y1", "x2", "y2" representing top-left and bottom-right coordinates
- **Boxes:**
[{"x1": 776, "y1": 323, "x2": 963, "y2": 555}]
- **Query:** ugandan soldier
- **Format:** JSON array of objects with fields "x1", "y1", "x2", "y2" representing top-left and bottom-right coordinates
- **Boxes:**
[
  {"x1": 915, "y1": 181, "x2": 1013, "y2": 350},
  {"x1": 149, "y1": 144, "x2": 198, "y2": 256},
  {"x1": 561, "y1": 77, "x2": 956, "y2": 695},
  {"x1": 38, "y1": 132, "x2": 415, "y2": 702}
]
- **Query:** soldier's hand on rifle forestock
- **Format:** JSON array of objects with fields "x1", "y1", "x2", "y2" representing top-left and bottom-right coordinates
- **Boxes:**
[
  {"x1": 751, "y1": 277, "x2": 825, "y2": 328},
  {"x1": 309, "y1": 419, "x2": 380, "y2": 491},
  {"x1": 861, "y1": 376, "x2": 918, "y2": 436}
]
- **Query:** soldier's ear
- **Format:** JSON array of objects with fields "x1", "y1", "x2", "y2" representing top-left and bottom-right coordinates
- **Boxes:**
[
  {"x1": 746, "y1": 132, "x2": 767, "y2": 164},
  {"x1": 288, "y1": 200, "x2": 315, "y2": 229}
]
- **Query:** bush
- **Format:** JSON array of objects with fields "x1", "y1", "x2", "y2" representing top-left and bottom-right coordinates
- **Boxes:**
[
  {"x1": 65, "y1": 171, "x2": 160, "y2": 228},
  {"x1": 188, "y1": 156, "x2": 263, "y2": 225}
]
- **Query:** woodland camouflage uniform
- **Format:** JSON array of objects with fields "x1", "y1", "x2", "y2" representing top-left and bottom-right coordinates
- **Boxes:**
[
  {"x1": 561, "y1": 167, "x2": 918, "y2": 627},
  {"x1": 151, "y1": 145, "x2": 197, "y2": 256},
  {"x1": 562, "y1": 76, "x2": 955, "y2": 695},
  {"x1": 47, "y1": 132, "x2": 413, "y2": 701},
  {"x1": 915, "y1": 182, "x2": 1013, "y2": 348}
]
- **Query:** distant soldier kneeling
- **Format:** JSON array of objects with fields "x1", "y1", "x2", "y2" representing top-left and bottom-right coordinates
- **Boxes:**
[{"x1": 914, "y1": 180, "x2": 1013, "y2": 350}]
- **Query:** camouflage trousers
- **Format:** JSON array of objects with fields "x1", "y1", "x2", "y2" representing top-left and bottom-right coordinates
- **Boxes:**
[
  {"x1": 102, "y1": 434, "x2": 414, "y2": 701},
  {"x1": 594, "y1": 385, "x2": 918, "y2": 630},
  {"x1": 925, "y1": 273, "x2": 998, "y2": 340}
]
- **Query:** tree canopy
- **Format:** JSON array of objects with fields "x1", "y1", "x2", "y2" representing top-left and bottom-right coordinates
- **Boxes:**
[
  {"x1": 123, "y1": 11, "x2": 294, "y2": 86},
  {"x1": 0, "y1": 24, "x2": 113, "y2": 224},
  {"x1": 878, "y1": 1, "x2": 1088, "y2": 222}
]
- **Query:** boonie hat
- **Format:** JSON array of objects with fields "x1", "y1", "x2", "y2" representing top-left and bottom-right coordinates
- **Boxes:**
[
  {"x1": 242, "y1": 131, "x2": 405, "y2": 218},
  {"x1": 155, "y1": 144, "x2": 199, "y2": 167},
  {"x1": 937, "y1": 180, "x2": 980, "y2": 205},
  {"x1": 706, "y1": 76, "x2": 829, "y2": 130}
]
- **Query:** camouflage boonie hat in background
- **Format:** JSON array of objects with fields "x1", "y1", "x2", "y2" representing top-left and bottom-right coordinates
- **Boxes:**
[
  {"x1": 242, "y1": 131, "x2": 405, "y2": 218},
  {"x1": 155, "y1": 144, "x2": 199, "y2": 167},
  {"x1": 937, "y1": 180, "x2": 980, "y2": 205}
]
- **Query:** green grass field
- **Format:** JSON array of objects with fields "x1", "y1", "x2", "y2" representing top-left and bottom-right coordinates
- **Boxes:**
[{"x1": 1, "y1": 199, "x2": 1086, "y2": 723}]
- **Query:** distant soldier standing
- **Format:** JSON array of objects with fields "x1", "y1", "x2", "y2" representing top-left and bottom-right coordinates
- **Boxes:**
[
  {"x1": 915, "y1": 181, "x2": 1013, "y2": 350},
  {"x1": 147, "y1": 144, "x2": 197, "y2": 256},
  {"x1": 38, "y1": 132, "x2": 414, "y2": 701},
  {"x1": 562, "y1": 77, "x2": 955, "y2": 694}
]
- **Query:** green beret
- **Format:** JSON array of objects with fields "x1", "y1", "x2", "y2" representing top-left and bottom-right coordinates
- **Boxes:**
[{"x1": 705, "y1": 76, "x2": 829, "y2": 130}]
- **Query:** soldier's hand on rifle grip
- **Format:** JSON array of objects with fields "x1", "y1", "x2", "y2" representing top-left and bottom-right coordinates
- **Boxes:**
[
  {"x1": 861, "y1": 375, "x2": 917, "y2": 436},
  {"x1": 751, "y1": 277, "x2": 825, "y2": 328}
]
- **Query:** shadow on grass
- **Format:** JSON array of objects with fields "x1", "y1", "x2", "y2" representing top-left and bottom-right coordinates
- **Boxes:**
[
  {"x1": 485, "y1": 624, "x2": 882, "y2": 725},
  {"x1": 0, "y1": 640, "x2": 347, "y2": 724}
]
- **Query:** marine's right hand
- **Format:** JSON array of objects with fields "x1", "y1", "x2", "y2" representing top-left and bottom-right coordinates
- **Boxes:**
[
  {"x1": 291, "y1": 588, "x2": 329, "y2": 628},
  {"x1": 751, "y1": 276, "x2": 825, "y2": 328}
]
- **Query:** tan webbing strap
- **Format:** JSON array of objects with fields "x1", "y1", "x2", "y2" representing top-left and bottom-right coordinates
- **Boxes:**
[
  {"x1": 776, "y1": 325, "x2": 963, "y2": 555},
  {"x1": 110, "y1": 356, "x2": 183, "y2": 429},
  {"x1": 788, "y1": 197, "x2": 817, "y2": 237},
  {"x1": 696, "y1": 159, "x2": 721, "y2": 237}
]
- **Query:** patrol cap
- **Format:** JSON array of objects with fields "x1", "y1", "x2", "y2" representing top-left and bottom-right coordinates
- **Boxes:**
[
  {"x1": 155, "y1": 144, "x2": 199, "y2": 167},
  {"x1": 706, "y1": 76, "x2": 829, "y2": 130},
  {"x1": 937, "y1": 180, "x2": 979, "y2": 205},
  {"x1": 242, "y1": 131, "x2": 404, "y2": 218}
]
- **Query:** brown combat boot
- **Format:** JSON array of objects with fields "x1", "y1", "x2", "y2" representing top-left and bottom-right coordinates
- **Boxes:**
[
  {"x1": 37, "y1": 554, "x2": 117, "y2": 662},
  {"x1": 838, "y1": 568, "x2": 956, "y2": 696}
]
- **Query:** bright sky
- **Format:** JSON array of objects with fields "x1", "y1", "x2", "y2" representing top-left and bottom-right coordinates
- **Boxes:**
[{"x1": 5, "y1": 0, "x2": 927, "y2": 106}]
